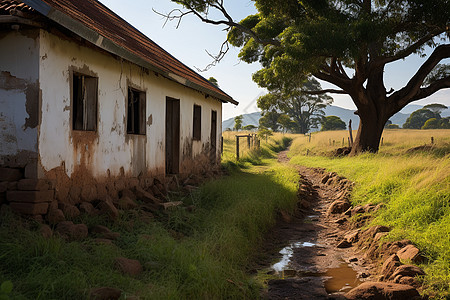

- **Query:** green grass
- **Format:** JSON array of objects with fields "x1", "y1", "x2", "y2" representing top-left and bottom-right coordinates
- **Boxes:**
[
  {"x1": 289, "y1": 133, "x2": 450, "y2": 299},
  {"x1": 0, "y1": 134, "x2": 298, "y2": 299}
]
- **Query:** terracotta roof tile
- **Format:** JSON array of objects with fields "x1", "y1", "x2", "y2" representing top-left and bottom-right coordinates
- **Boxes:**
[{"x1": 3, "y1": 0, "x2": 236, "y2": 104}]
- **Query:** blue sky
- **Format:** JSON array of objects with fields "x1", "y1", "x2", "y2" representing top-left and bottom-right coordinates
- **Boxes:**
[{"x1": 100, "y1": 0, "x2": 449, "y2": 120}]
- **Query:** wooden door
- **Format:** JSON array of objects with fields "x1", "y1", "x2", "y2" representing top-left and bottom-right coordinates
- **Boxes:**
[
  {"x1": 210, "y1": 110, "x2": 217, "y2": 161},
  {"x1": 166, "y1": 97, "x2": 180, "y2": 174}
]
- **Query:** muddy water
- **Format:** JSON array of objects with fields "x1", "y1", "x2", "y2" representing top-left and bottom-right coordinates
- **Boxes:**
[{"x1": 324, "y1": 262, "x2": 361, "y2": 293}]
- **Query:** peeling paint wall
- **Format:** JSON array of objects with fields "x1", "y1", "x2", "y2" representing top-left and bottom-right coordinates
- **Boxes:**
[
  {"x1": 37, "y1": 29, "x2": 222, "y2": 186},
  {"x1": 0, "y1": 29, "x2": 40, "y2": 165}
]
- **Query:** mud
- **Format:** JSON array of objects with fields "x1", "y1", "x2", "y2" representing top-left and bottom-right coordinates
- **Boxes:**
[{"x1": 253, "y1": 149, "x2": 373, "y2": 299}]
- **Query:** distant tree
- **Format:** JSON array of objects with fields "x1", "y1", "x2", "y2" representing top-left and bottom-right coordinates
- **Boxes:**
[
  {"x1": 257, "y1": 78, "x2": 332, "y2": 134},
  {"x1": 439, "y1": 117, "x2": 450, "y2": 129},
  {"x1": 422, "y1": 118, "x2": 439, "y2": 129},
  {"x1": 423, "y1": 103, "x2": 448, "y2": 115},
  {"x1": 321, "y1": 116, "x2": 346, "y2": 131},
  {"x1": 243, "y1": 124, "x2": 257, "y2": 131},
  {"x1": 258, "y1": 127, "x2": 273, "y2": 141},
  {"x1": 403, "y1": 109, "x2": 438, "y2": 129},
  {"x1": 225, "y1": 128, "x2": 232, "y2": 131},
  {"x1": 384, "y1": 120, "x2": 393, "y2": 128},
  {"x1": 208, "y1": 77, "x2": 219, "y2": 87},
  {"x1": 277, "y1": 114, "x2": 294, "y2": 133},
  {"x1": 386, "y1": 124, "x2": 400, "y2": 129},
  {"x1": 259, "y1": 110, "x2": 280, "y2": 132},
  {"x1": 234, "y1": 115, "x2": 243, "y2": 131}
]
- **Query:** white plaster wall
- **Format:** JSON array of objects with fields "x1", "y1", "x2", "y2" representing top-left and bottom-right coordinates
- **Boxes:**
[
  {"x1": 38, "y1": 29, "x2": 223, "y2": 179},
  {"x1": 0, "y1": 30, "x2": 39, "y2": 158}
]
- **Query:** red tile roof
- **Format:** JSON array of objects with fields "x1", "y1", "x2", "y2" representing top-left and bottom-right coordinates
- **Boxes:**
[{"x1": 2, "y1": 0, "x2": 236, "y2": 104}]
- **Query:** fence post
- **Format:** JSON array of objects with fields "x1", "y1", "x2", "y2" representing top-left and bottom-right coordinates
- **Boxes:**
[
  {"x1": 431, "y1": 136, "x2": 434, "y2": 145},
  {"x1": 236, "y1": 136, "x2": 240, "y2": 160},
  {"x1": 309, "y1": 134, "x2": 312, "y2": 143},
  {"x1": 221, "y1": 137, "x2": 223, "y2": 155},
  {"x1": 348, "y1": 120, "x2": 354, "y2": 147},
  {"x1": 247, "y1": 135, "x2": 251, "y2": 149}
]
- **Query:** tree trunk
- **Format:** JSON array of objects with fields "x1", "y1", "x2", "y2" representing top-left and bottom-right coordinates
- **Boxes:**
[{"x1": 350, "y1": 110, "x2": 389, "y2": 155}]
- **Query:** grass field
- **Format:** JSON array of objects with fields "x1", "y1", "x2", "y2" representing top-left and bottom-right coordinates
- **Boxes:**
[
  {"x1": 288, "y1": 129, "x2": 450, "y2": 298},
  {"x1": 0, "y1": 134, "x2": 298, "y2": 299}
]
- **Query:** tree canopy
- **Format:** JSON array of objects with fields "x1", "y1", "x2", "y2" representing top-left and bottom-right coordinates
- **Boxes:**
[
  {"x1": 403, "y1": 108, "x2": 439, "y2": 129},
  {"x1": 321, "y1": 116, "x2": 347, "y2": 131},
  {"x1": 234, "y1": 115, "x2": 243, "y2": 131},
  {"x1": 257, "y1": 78, "x2": 332, "y2": 134},
  {"x1": 167, "y1": 0, "x2": 450, "y2": 154}
]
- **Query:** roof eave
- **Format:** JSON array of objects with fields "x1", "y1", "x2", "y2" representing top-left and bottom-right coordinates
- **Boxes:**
[{"x1": 21, "y1": 0, "x2": 238, "y2": 106}]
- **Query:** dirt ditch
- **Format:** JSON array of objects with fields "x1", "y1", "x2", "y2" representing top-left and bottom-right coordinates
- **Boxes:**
[{"x1": 250, "y1": 149, "x2": 424, "y2": 299}]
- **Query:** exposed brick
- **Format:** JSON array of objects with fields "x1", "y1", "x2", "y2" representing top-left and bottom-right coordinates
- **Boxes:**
[
  {"x1": 0, "y1": 168, "x2": 23, "y2": 182},
  {"x1": 17, "y1": 179, "x2": 50, "y2": 191},
  {"x1": 10, "y1": 202, "x2": 49, "y2": 215},
  {"x1": 24, "y1": 161, "x2": 45, "y2": 179},
  {"x1": 7, "y1": 181, "x2": 18, "y2": 191},
  {"x1": 7, "y1": 190, "x2": 54, "y2": 203},
  {"x1": 0, "y1": 182, "x2": 7, "y2": 193}
]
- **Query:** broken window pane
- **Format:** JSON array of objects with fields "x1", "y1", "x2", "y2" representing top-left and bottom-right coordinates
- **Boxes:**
[
  {"x1": 127, "y1": 87, "x2": 146, "y2": 135},
  {"x1": 72, "y1": 73, "x2": 98, "y2": 131}
]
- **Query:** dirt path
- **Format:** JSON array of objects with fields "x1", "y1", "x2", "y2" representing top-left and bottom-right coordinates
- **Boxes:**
[{"x1": 253, "y1": 149, "x2": 372, "y2": 299}]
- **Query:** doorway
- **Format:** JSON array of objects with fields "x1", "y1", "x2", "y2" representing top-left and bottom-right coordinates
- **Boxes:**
[
  {"x1": 210, "y1": 110, "x2": 217, "y2": 161},
  {"x1": 166, "y1": 97, "x2": 180, "y2": 174}
]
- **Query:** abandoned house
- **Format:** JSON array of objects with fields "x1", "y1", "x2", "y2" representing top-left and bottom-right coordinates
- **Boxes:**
[{"x1": 0, "y1": 0, "x2": 237, "y2": 217}]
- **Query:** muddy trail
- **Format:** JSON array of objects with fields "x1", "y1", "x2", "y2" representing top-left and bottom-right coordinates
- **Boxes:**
[{"x1": 249, "y1": 148, "x2": 423, "y2": 299}]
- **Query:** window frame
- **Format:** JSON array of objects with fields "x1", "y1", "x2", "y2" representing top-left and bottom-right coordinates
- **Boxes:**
[
  {"x1": 126, "y1": 87, "x2": 146, "y2": 135},
  {"x1": 193, "y1": 104, "x2": 202, "y2": 141},
  {"x1": 72, "y1": 72, "x2": 98, "y2": 132}
]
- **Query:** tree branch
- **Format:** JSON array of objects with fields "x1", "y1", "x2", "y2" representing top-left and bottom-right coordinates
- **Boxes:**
[
  {"x1": 390, "y1": 44, "x2": 450, "y2": 107},
  {"x1": 408, "y1": 76, "x2": 450, "y2": 104},
  {"x1": 302, "y1": 89, "x2": 349, "y2": 95},
  {"x1": 155, "y1": 1, "x2": 280, "y2": 46},
  {"x1": 375, "y1": 29, "x2": 445, "y2": 66}
]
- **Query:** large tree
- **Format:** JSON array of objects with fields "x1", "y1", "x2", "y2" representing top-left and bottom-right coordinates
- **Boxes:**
[
  {"x1": 166, "y1": 0, "x2": 450, "y2": 154},
  {"x1": 257, "y1": 78, "x2": 332, "y2": 134}
]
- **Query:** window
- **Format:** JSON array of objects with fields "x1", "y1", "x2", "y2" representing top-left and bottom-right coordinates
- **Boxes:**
[
  {"x1": 73, "y1": 73, "x2": 98, "y2": 131},
  {"x1": 127, "y1": 87, "x2": 146, "y2": 135},
  {"x1": 193, "y1": 104, "x2": 201, "y2": 140}
]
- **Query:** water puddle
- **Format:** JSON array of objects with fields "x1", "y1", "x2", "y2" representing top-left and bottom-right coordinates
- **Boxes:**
[
  {"x1": 324, "y1": 262, "x2": 361, "y2": 293},
  {"x1": 272, "y1": 241, "x2": 316, "y2": 272}
]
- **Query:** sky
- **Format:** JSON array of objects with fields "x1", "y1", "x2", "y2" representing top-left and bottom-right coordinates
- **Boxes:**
[{"x1": 99, "y1": 0, "x2": 449, "y2": 120}]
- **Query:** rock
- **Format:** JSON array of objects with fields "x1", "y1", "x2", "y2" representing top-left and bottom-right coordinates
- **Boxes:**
[
  {"x1": 380, "y1": 254, "x2": 401, "y2": 280},
  {"x1": 119, "y1": 189, "x2": 136, "y2": 201},
  {"x1": 89, "y1": 287, "x2": 121, "y2": 300},
  {"x1": 17, "y1": 179, "x2": 50, "y2": 191},
  {"x1": 117, "y1": 196, "x2": 138, "y2": 210},
  {"x1": 79, "y1": 202, "x2": 97, "y2": 216},
  {"x1": 344, "y1": 230, "x2": 360, "y2": 243},
  {"x1": 46, "y1": 208, "x2": 66, "y2": 225},
  {"x1": 351, "y1": 205, "x2": 365, "y2": 215},
  {"x1": 90, "y1": 225, "x2": 120, "y2": 240},
  {"x1": 59, "y1": 203, "x2": 80, "y2": 220},
  {"x1": 327, "y1": 200, "x2": 351, "y2": 215},
  {"x1": 40, "y1": 224, "x2": 53, "y2": 238},
  {"x1": 72, "y1": 224, "x2": 89, "y2": 240},
  {"x1": 396, "y1": 276, "x2": 420, "y2": 288},
  {"x1": 55, "y1": 221, "x2": 88, "y2": 240},
  {"x1": 361, "y1": 225, "x2": 390, "y2": 241},
  {"x1": 349, "y1": 257, "x2": 358, "y2": 262},
  {"x1": 397, "y1": 245, "x2": 423, "y2": 264},
  {"x1": 135, "y1": 186, "x2": 160, "y2": 204},
  {"x1": 335, "y1": 217, "x2": 348, "y2": 225},
  {"x1": 0, "y1": 168, "x2": 22, "y2": 182},
  {"x1": 362, "y1": 204, "x2": 376, "y2": 213},
  {"x1": 115, "y1": 257, "x2": 143, "y2": 276},
  {"x1": 98, "y1": 198, "x2": 119, "y2": 220},
  {"x1": 321, "y1": 174, "x2": 331, "y2": 184},
  {"x1": 374, "y1": 232, "x2": 388, "y2": 243},
  {"x1": 390, "y1": 265, "x2": 425, "y2": 280},
  {"x1": 337, "y1": 240, "x2": 352, "y2": 248},
  {"x1": 345, "y1": 282, "x2": 420, "y2": 300}
]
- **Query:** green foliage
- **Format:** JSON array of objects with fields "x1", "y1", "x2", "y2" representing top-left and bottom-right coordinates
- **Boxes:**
[
  {"x1": 243, "y1": 124, "x2": 257, "y2": 131},
  {"x1": 207, "y1": 76, "x2": 219, "y2": 87},
  {"x1": 422, "y1": 118, "x2": 439, "y2": 129},
  {"x1": 257, "y1": 78, "x2": 332, "y2": 134},
  {"x1": 234, "y1": 115, "x2": 243, "y2": 131},
  {"x1": 320, "y1": 115, "x2": 346, "y2": 131},
  {"x1": 259, "y1": 110, "x2": 280, "y2": 132},
  {"x1": 386, "y1": 124, "x2": 400, "y2": 129},
  {"x1": 257, "y1": 127, "x2": 273, "y2": 141},
  {"x1": 439, "y1": 117, "x2": 450, "y2": 129},
  {"x1": 403, "y1": 108, "x2": 439, "y2": 129},
  {"x1": 0, "y1": 281, "x2": 13, "y2": 300}
]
